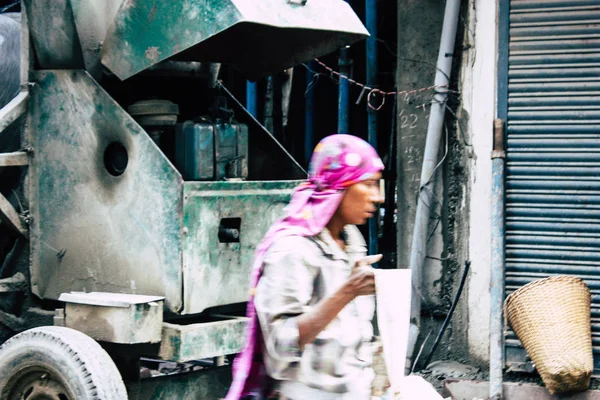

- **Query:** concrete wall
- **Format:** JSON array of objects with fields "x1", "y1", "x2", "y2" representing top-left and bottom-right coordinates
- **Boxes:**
[
  {"x1": 461, "y1": 0, "x2": 497, "y2": 365},
  {"x1": 396, "y1": 0, "x2": 474, "y2": 366},
  {"x1": 396, "y1": 0, "x2": 498, "y2": 367},
  {"x1": 396, "y1": 0, "x2": 446, "y2": 314},
  {"x1": 396, "y1": 0, "x2": 455, "y2": 366}
]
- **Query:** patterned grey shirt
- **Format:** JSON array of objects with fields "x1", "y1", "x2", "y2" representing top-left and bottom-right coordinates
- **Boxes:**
[{"x1": 254, "y1": 225, "x2": 375, "y2": 400}]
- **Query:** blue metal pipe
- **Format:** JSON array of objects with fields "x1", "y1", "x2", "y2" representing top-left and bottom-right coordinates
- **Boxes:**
[
  {"x1": 336, "y1": 0, "x2": 352, "y2": 135},
  {"x1": 366, "y1": 0, "x2": 378, "y2": 139},
  {"x1": 305, "y1": 61, "x2": 316, "y2": 165},
  {"x1": 490, "y1": 119, "x2": 506, "y2": 400},
  {"x1": 246, "y1": 81, "x2": 257, "y2": 118},
  {"x1": 337, "y1": 47, "x2": 351, "y2": 134},
  {"x1": 366, "y1": 0, "x2": 378, "y2": 255},
  {"x1": 491, "y1": 0, "x2": 510, "y2": 396}
]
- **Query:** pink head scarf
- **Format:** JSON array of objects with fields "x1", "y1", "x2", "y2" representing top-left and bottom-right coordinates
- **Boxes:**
[{"x1": 226, "y1": 134, "x2": 384, "y2": 399}]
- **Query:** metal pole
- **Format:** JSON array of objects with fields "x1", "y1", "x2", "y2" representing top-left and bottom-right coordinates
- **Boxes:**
[
  {"x1": 305, "y1": 61, "x2": 316, "y2": 165},
  {"x1": 337, "y1": 0, "x2": 353, "y2": 135},
  {"x1": 246, "y1": 81, "x2": 257, "y2": 118},
  {"x1": 366, "y1": 0, "x2": 378, "y2": 255},
  {"x1": 337, "y1": 46, "x2": 351, "y2": 134},
  {"x1": 490, "y1": 0, "x2": 510, "y2": 394},
  {"x1": 490, "y1": 119, "x2": 506, "y2": 400},
  {"x1": 406, "y1": 0, "x2": 461, "y2": 372},
  {"x1": 272, "y1": 74, "x2": 284, "y2": 141}
]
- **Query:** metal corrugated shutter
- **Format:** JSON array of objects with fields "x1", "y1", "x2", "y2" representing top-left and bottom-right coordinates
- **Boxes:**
[{"x1": 504, "y1": 0, "x2": 600, "y2": 372}]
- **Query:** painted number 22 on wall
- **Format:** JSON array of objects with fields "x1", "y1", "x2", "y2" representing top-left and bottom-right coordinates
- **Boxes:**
[{"x1": 399, "y1": 109, "x2": 418, "y2": 129}]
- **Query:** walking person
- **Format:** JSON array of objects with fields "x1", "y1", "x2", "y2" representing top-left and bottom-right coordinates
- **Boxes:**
[{"x1": 226, "y1": 134, "x2": 385, "y2": 400}]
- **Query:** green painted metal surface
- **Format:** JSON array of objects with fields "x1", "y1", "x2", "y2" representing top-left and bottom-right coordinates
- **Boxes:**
[
  {"x1": 126, "y1": 366, "x2": 232, "y2": 400},
  {"x1": 28, "y1": 70, "x2": 184, "y2": 312},
  {"x1": 182, "y1": 180, "x2": 300, "y2": 314},
  {"x1": 159, "y1": 317, "x2": 248, "y2": 362},
  {"x1": 69, "y1": 0, "x2": 125, "y2": 79},
  {"x1": 101, "y1": 0, "x2": 369, "y2": 80},
  {"x1": 26, "y1": 71, "x2": 302, "y2": 317},
  {"x1": 24, "y1": 0, "x2": 85, "y2": 69}
]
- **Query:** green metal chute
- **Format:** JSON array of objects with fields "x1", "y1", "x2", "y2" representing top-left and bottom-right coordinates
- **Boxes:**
[{"x1": 100, "y1": 0, "x2": 369, "y2": 81}]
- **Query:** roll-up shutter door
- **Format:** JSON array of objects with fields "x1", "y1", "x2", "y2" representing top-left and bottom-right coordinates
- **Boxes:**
[{"x1": 502, "y1": 0, "x2": 600, "y2": 372}]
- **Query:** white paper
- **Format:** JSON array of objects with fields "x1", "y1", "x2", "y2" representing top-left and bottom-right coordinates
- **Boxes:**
[
  {"x1": 375, "y1": 269, "x2": 412, "y2": 388},
  {"x1": 375, "y1": 269, "x2": 445, "y2": 400}
]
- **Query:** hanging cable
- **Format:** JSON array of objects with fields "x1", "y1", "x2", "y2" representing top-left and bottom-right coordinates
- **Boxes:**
[{"x1": 422, "y1": 261, "x2": 471, "y2": 368}]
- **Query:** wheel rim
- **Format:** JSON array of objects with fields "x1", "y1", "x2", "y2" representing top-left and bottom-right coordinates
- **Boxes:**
[{"x1": 4, "y1": 366, "x2": 74, "y2": 400}]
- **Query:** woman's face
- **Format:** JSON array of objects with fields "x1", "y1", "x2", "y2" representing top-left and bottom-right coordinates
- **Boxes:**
[{"x1": 336, "y1": 172, "x2": 384, "y2": 225}]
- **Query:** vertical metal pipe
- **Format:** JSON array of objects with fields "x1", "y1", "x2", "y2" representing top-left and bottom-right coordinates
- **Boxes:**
[
  {"x1": 281, "y1": 68, "x2": 294, "y2": 130},
  {"x1": 305, "y1": 61, "x2": 316, "y2": 164},
  {"x1": 406, "y1": 0, "x2": 461, "y2": 371},
  {"x1": 383, "y1": 94, "x2": 397, "y2": 242},
  {"x1": 366, "y1": 0, "x2": 378, "y2": 145},
  {"x1": 338, "y1": 46, "x2": 351, "y2": 134},
  {"x1": 246, "y1": 81, "x2": 257, "y2": 118},
  {"x1": 366, "y1": 0, "x2": 378, "y2": 255},
  {"x1": 264, "y1": 76, "x2": 274, "y2": 133},
  {"x1": 272, "y1": 74, "x2": 284, "y2": 141},
  {"x1": 490, "y1": 119, "x2": 506, "y2": 400},
  {"x1": 491, "y1": 0, "x2": 509, "y2": 395},
  {"x1": 336, "y1": 0, "x2": 353, "y2": 135}
]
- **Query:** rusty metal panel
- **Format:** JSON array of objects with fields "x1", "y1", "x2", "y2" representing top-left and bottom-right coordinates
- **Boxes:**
[
  {"x1": 159, "y1": 317, "x2": 248, "y2": 362},
  {"x1": 100, "y1": 0, "x2": 369, "y2": 80},
  {"x1": 503, "y1": 1, "x2": 600, "y2": 372},
  {"x1": 28, "y1": 70, "x2": 184, "y2": 312},
  {"x1": 181, "y1": 180, "x2": 300, "y2": 314},
  {"x1": 60, "y1": 292, "x2": 164, "y2": 344}
]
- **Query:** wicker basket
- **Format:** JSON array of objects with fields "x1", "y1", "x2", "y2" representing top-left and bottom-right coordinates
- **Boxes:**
[{"x1": 504, "y1": 275, "x2": 593, "y2": 395}]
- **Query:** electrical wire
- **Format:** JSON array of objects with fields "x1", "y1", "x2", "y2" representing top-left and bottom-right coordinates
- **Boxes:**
[{"x1": 422, "y1": 260, "x2": 471, "y2": 368}]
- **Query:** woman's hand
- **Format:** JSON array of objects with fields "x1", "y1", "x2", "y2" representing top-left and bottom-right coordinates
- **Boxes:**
[
  {"x1": 296, "y1": 254, "x2": 382, "y2": 348},
  {"x1": 343, "y1": 254, "x2": 382, "y2": 298}
]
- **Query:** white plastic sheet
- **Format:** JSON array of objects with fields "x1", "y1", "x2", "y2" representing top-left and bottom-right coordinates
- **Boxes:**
[{"x1": 374, "y1": 269, "x2": 445, "y2": 400}]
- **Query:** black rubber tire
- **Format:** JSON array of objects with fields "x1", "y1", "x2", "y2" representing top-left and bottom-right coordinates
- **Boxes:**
[{"x1": 0, "y1": 326, "x2": 128, "y2": 400}]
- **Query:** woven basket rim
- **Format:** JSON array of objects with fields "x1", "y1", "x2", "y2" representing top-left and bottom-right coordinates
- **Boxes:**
[
  {"x1": 504, "y1": 275, "x2": 588, "y2": 309},
  {"x1": 503, "y1": 275, "x2": 590, "y2": 327}
]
